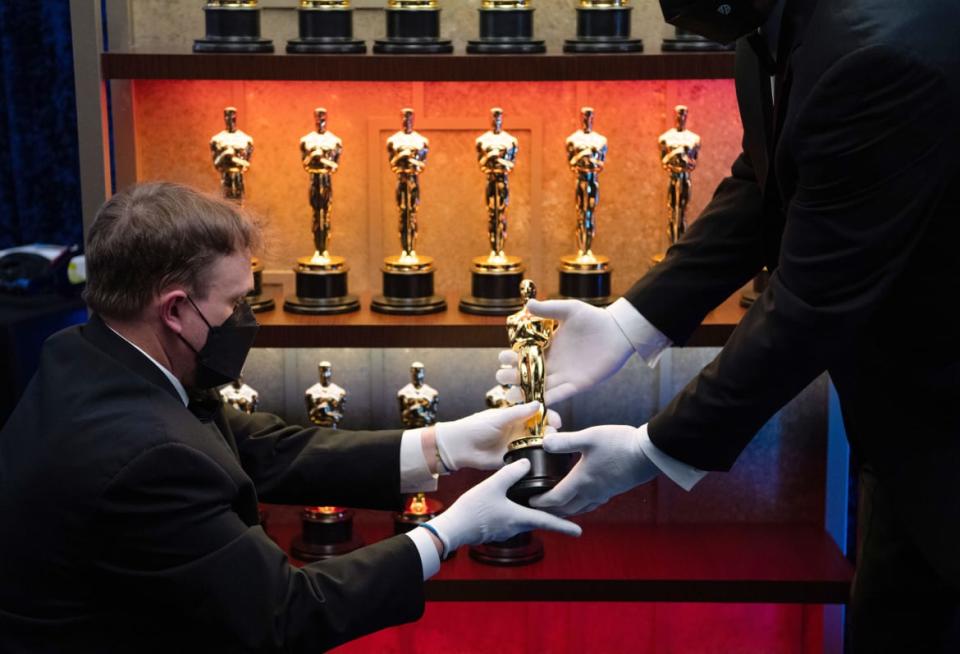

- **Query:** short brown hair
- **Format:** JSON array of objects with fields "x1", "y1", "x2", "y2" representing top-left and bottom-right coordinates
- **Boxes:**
[{"x1": 83, "y1": 182, "x2": 262, "y2": 319}]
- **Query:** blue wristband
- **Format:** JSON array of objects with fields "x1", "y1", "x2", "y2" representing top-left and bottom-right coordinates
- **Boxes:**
[{"x1": 418, "y1": 523, "x2": 447, "y2": 560}]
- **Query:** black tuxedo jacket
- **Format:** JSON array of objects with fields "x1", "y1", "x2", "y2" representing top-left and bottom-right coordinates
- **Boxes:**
[
  {"x1": 0, "y1": 315, "x2": 423, "y2": 652},
  {"x1": 628, "y1": 0, "x2": 960, "y2": 547}
]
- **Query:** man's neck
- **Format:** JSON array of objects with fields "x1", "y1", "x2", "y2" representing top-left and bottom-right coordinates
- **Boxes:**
[{"x1": 103, "y1": 318, "x2": 176, "y2": 377}]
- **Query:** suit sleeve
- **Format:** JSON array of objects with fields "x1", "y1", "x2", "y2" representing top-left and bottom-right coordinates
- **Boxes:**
[
  {"x1": 648, "y1": 46, "x2": 952, "y2": 470},
  {"x1": 624, "y1": 146, "x2": 767, "y2": 345},
  {"x1": 97, "y1": 441, "x2": 424, "y2": 652},
  {"x1": 223, "y1": 409, "x2": 406, "y2": 509}
]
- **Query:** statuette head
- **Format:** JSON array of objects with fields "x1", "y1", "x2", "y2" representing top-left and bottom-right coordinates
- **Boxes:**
[
  {"x1": 401, "y1": 107, "x2": 415, "y2": 133},
  {"x1": 519, "y1": 279, "x2": 537, "y2": 302},
  {"x1": 318, "y1": 361, "x2": 333, "y2": 385},
  {"x1": 224, "y1": 106, "x2": 238, "y2": 131},
  {"x1": 410, "y1": 361, "x2": 425, "y2": 387}
]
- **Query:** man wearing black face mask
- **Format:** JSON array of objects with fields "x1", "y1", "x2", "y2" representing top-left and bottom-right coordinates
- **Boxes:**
[
  {"x1": 496, "y1": 0, "x2": 960, "y2": 650},
  {"x1": 0, "y1": 181, "x2": 581, "y2": 653}
]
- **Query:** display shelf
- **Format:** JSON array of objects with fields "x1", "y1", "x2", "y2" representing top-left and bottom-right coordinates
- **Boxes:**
[
  {"x1": 100, "y1": 50, "x2": 735, "y2": 82},
  {"x1": 251, "y1": 288, "x2": 746, "y2": 348},
  {"x1": 263, "y1": 504, "x2": 852, "y2": 604}
]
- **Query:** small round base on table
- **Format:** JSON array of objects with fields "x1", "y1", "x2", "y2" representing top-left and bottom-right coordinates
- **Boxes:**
[
  {"x1": 555, "y1": 254, "x2": 612, "y2": 306},
  {"x1": 563, "y1": 6, "x2": 642, "y2": 54},
  {"x1": 662, "y1": 28, "x2": 734, "y2": 52},
  {"x1": 373, "y1": 8, "x2": 453, "y2": 54},
  {"x1": 459, "y1": 255, "x2": 525, "y2": 316},
  {"x1": 393, "y1": 496, "x2": 444, "y2": 535},
  {"x1": 291, "y1": 507, "x2": 364, "y2": 562},
  {"x1": 287, "y1": 6, "x2": 366, "y2": 54},
  {"x1": 284, "y1": 255, "x2": 360, "y2": 315},
  {"x1": 469, "y1": 531, "x2": 544, "y2": 566},
  {"x1": 371, "y1": 255, "x2": 446, "y2": 315},
  {"x1": 467, "y1": 7, "x2": 545, "y2": 54},
  {"x1": 194, "y1": 6, "x2": 274, "y2": 53}
]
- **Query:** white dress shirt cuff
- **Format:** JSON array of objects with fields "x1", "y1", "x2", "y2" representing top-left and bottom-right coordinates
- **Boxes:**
[
  {"x1": 404, "y1": 527, "x2": 442, "y2": 580},
  {"x1": 638, "y1": 423, "x2": 707, "y2": 491},
  {"x1": 399, "y1": 428, "x2": 439, "y2": 494},
  {"x1": 607, "y1": 298, "x2": 673, "y2": 368}
]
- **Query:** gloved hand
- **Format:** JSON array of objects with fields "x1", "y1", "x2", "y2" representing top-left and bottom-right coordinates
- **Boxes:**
[
  {"x1": 434, "y1": 401, "x2": 561, "y2": 471},
  {"x1": 496, "y1": 299, "x2": 634, "y2": 405},
  {"x1": 528, "y1": 425, "x2": 660, "y2": 516},
  {"x1": 427, "y1": 459, "x2": 582, "y2": 555}
]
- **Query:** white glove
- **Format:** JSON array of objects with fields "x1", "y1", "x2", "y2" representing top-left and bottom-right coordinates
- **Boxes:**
[
  {"x1": 435, "y1": 401, "x2": 561, "y2": 471},
  {"x1": 496, "y1": 298, "x2": 634, "y2": 405},
  {"x1": 427, "y1": 459, "x2": 582, "y2": 555},
  {"x1": 528, "y1": 425, "x2": 660, "y2": 517}
]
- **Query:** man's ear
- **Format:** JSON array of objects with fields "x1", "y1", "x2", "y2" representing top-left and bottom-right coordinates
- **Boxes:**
[{"x1": 158, "y1": 289, "x2": 189, "y2": 335}]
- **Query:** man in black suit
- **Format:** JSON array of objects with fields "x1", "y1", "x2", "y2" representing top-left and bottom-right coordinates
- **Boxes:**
[
  {"x1": 498, "y1": 0, "x2": 960, "y2": 650},
  {"x1": 0, "y1": 181, "x2": 580, "y2": 653}
]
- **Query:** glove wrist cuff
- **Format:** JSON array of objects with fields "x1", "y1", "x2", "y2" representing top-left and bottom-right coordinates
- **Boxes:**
[{"x1": 434, "y1": 422, "x2": 457, "y2": 474}]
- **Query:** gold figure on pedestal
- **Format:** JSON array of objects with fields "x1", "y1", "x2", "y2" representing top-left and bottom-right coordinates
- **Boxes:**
[
  {"x1": 658, "y1": 104, "x2": 701, "y2": 247},
  {"x1": 219, "y1": 376, "x2": 260, "y2": 414},
  {"x1": 387, "y1": 108, "x2": 430, "y2": 267},
  {"x1": 486, "y1": 363, "x2": 518, "y2": 409},
  {"x1": 566, "y1": 106, "x2": 607, "y2": 263},
  {"x1": 305, "y1": 361, "x2": 346, "y2": 428},
  {"x1": 506, "y1": 280, "x2": 557, "y2": 450},
  {"x1": 397, "y1": 362, "x2": 439, "y2": 428},
  {"x1": 476, "y1": 107, "x2": 520, "y2": 266},
  {"x1": 300, "y1": 108, "x2": 343, "y2": 264},
  {"x1": 210, "y1": 107, "x2": 254, "y2": 202},
  {"x1": 558, "y1": 107, "x2": 613, "y2": 304}
]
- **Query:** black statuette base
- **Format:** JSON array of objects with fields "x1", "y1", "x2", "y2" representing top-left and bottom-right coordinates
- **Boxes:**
[
  {"x1": 371, "y1": 267, "x2": 446, "y2": 315},
  {"x1": 194, "y1": 6, "x2": 274, "y2": 53},
  {"x1": 291, "y1": 509, "x2": 363, "y2": 562},
  {"x1": 662, "y1": 28, "x2": 734, "y2": 52},
  {"x1": 556, "y1": 267, "x2": 612, "y2": 306},
  {"x1": 374, "y1": 8, "x2": 453, "y2": 54},
  {"x1": 469, "y1": 531, "x2": 544, "y2": 566},
  {"x1": 287, "y1": 8, "x2": 366, "y2": 54},
  {"x1": 564, "y1": 6, "x2": 642, "y2": 53},
  {"x1": 247, "y1": 267, "x2": 275, "y2": 313},
  {"x1": 459, "y1": 267, "x2": 525, "y2": 316},
  {"x1": 467, "y1": 8, "x2": 545, "y2": 54},
  {"x1": 284, "y1": 266, "x2": 359, "y2": 315},
  {"x1": 503, "y1": 445, "x2": 572, "y2": 507}
]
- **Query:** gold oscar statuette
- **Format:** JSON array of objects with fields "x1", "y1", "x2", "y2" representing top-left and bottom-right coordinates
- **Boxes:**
[
  {"x1": 460, "y1": 107, "x2": 527, "y2": 315},
  {"x1": 557, "y1": 106, "x2": 613, "y2": 305},
  {"x1": 652, "y1": 104, "x2": 701, "y2": 266},
  {"x1": 209, "y1": 106, "x2": 274, "y2": 312},
  {"x1": 394, "y1": 361, "x2": 445, "y2": 533},
  {"x1": 284, "y1": 108, "x2": 360, "y2": 315},
  {"x1": 218, "y1": 375, "x2": 260, "y2": 414},
  {"x1": 292, "y1": 360, "x2": 363, "y2": 562},
  {"x1": 372, "y1": 108, "x2": 446, "y2": 314}
]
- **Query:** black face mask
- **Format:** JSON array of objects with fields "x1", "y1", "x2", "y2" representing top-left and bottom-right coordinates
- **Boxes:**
[
  {"x1": 180, "y1": 296, "x2": 259, "y2": 389},
  {"x1": 660, "y1": 0, "x2": 771, "y2": 45}
]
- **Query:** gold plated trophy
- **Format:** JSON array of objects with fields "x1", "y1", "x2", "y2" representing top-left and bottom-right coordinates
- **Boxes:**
[
  {"x1": 467, "y1": 0, "x2": 546, "y2": 54},
  {"x1": 287, "y1": 0, "x2": 366, "y2": 54},
  {"x1": 652, "y1": 105, "x2": 701, "y2": 267},
  {"x1": 210, "y1": 106, "x2": 274, "y2": 312},
  {"x1": 292, "y1": 361, "x2": 364, "y2": 561},
  {"x1": 373, "y1": 0, "x2": 453, "y2": 54},
  {"x1": 460, "y1": 108, "x2": 526, "y2": 316},
  {"x1": 284, "y1": 108, "x2": 360, "y2": 315},
  {"x1": 557, "y1": 107, "x2": 613, "y2": 305},
  {"x1": 394, "y1": 362, "x2": 444, "y2": 534},
  {"x1": 194, "y1": 0, "x2": 274, "y2": 53},
  {"x1": 472, "y1": 280, "x2": 570, "y2": 566},
  {"x1": 372, "y1": 109, "x2": 446, "y2": 315}
]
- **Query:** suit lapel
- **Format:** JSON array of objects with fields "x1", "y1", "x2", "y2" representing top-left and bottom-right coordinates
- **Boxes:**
[{"x1": 735, "y1": 36, "x2": 773, "y2": 190}]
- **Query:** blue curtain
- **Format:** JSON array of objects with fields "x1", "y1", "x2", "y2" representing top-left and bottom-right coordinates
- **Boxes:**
[{"x1": 0, "y1": 0, "x2": 82, "y2": 250}]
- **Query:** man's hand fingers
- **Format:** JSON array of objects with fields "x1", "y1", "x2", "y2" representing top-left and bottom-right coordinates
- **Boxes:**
[
  {"x1": 505, "y1": 387, "x2": 525, "y2": 405},
  {"x1": 541, "y1": 430, "x2": 592, "y2": 455},
  {"x1": 496, "y1": 401, "x2": 540, "y2": 425},
  {"x1": 545, "y1": 409, "x2": 562, "y2": 430},
  {"x1": 498, "y1": 350, "x2": 518, "y2": 366},
  {"x1": 496, "y1": 367, "x2": 520, "y2": 386},
  {"x1": 528, "y1": 466, "x2": 581, "y2": 508}
]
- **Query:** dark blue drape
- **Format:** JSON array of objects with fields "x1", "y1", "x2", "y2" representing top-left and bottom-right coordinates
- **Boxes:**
[{"x1": 0, "y1": 0, "x2": 82, "y2": 250}]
